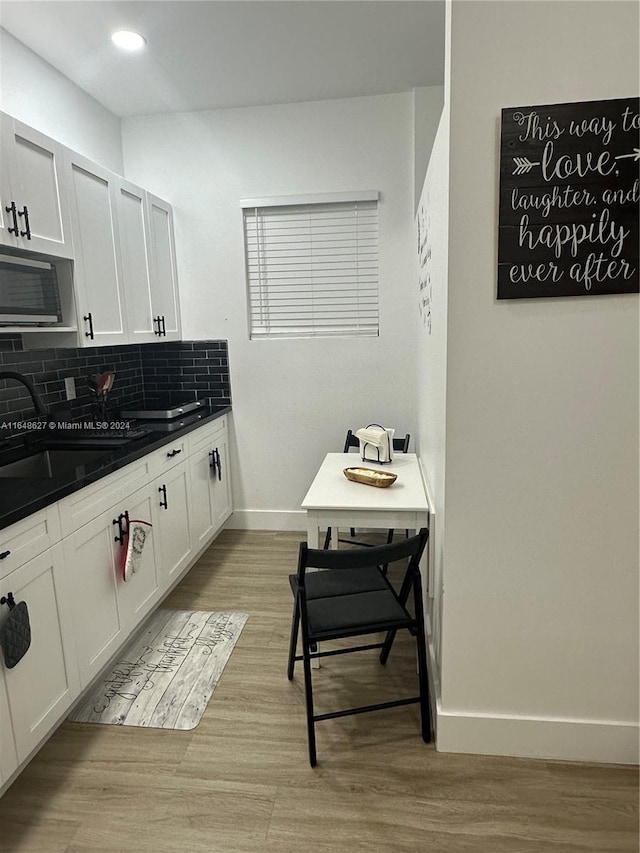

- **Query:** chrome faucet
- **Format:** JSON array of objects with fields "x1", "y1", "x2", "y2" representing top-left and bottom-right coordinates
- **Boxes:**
[{"x1": 0, "y1": 371, "x2": 49, "y2": 418}]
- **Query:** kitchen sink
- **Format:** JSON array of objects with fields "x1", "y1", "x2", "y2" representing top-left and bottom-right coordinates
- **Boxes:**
[{"x1": 0, "y1": 449, "x2": 110, "y2": 478}]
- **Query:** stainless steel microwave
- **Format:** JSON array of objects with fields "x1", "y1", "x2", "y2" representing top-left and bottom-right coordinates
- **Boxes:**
[{"x1": 0, "y1": 252, "x2": 62, "y2": 325}]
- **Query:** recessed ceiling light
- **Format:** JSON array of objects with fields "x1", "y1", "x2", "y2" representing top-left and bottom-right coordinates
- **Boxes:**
[{"x1": 111, "y1": 30, "x2": 146, "y2": 51}]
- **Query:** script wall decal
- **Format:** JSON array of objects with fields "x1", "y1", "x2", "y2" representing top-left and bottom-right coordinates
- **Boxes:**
[{"x1": 497, "y1": 97, "x2": 639, "y2": 299}]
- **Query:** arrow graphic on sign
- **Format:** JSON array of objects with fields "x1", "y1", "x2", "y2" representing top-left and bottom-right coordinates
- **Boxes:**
[
  {"x1": 615, "y1": 148, "x2": 640, "y2": 161},
  {"x1": 512, "y1": 157, "x2": 540, "y2": 175}
]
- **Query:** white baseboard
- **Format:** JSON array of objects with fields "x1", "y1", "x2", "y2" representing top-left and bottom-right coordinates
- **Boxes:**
[
  {"x1": 424, "y1": 621, "x2": 637, "y2": 765},
  {"x1": 226, "y1": 509, "x2": 308, "y2": 531},
  {"x1": 434, "y1": 707, "x2": 639, "y2": 765}
]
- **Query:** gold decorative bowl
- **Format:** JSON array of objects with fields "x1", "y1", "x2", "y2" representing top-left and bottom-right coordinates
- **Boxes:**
[{"x1": 343, "y1": 467, "x2": 398, "y2": 488}]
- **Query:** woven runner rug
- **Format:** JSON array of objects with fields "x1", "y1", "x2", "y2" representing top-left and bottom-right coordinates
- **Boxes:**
[{"x1": 68, "y1": 610, "x2": 248, "y2": 730}]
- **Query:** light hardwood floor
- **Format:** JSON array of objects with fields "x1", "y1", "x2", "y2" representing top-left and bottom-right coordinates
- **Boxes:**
[{"x1": 0, "y1": 529, "x2": 638, "y2": 852}]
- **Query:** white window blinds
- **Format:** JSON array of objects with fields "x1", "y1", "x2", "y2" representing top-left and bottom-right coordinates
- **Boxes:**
[{"x1": 242, "y1": 195, "x2": 379, "y2": 339}]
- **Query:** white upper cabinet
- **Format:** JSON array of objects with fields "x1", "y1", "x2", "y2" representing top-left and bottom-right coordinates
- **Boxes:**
[
  {"x1": 117, "y1": 179, "x2": 157, "y2": 343},
  {"x1": 0, "y1": 112, "x2": 182, "y2": 347},
  {"x1": 147, "y1": 193, "x2": 182, "y2": 341},
  {"x1": 66, "y1": 151, "x2": 129, "y2": 346},
  {"x1": 0, "y1": 116, "x2": 73, "y2": 258},
  {"x1": 117, "y1": 181, "x2": 182, "y2": 343}
]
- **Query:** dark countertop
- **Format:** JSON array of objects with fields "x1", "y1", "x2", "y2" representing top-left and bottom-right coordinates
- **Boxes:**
[{"x1": 0, "y1": 406, "x2": 231, "y2": 533}]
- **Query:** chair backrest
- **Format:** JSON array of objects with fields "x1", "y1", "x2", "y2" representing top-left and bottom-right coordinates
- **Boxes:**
[
  {"x1": 297, "y1": 528, "x2": 429, "y2": 584},
  {"x1": 343, "y1": 429, "x2": 410, "y2": 453}
]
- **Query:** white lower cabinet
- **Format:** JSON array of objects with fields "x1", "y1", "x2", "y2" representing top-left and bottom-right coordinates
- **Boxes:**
[
  {"x1": 0, "y1": 672, "x2": 17, "y2": 785},
  {"x1": 1, "y1": 415, "x2": 231, "y2": 793},
  {"x1": 62, "y1": 484, "x2": 159, "y2": 687},
  {"x1": 0, "y1": 543, "x2": 80, "y2": 764},
  {"x1": 188, "y1": 417, "x2": 232, "y2": 549},
  {"x1": 117, "y1": 488, "x2": 160, "y2": 632},
  {"x1": 212, "y1": 426, "x2": 232, "y2": 528},
  {"x1": 152, "y1": 462, "x2": 192, "y2": 585},
  {"x1": 188, "y1": 432, "x2": 218, "y2": 549},
  {"x1": 62, "y1": 509, "x2": 125, "y2": 687}
]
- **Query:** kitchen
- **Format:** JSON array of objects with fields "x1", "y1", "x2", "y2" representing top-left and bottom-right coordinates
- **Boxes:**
[{"x1": 0, "y1": 1, "x2": 638, "y2": 850}]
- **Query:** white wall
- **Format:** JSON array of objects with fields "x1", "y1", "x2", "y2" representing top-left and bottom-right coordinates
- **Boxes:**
[
  {"x1": 122, "y1": 94, "x2": 417, "y2": 528},
  {"x1": 433, "y1": 0, "x2": 639, "y2": 763},
  {"x1": 0, "y1": 29, "x2": 123, "y2": 171},
  {"x1": 413, "y1": 85, "x2": 444, "y2": 212},
  {"x1": 415, "y1": 48, "x2": 450, "y2": 699}
]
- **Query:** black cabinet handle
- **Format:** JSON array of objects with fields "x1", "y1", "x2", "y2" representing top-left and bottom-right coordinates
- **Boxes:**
[
  {"x1": 160, "y1": 315, "x2": 166, "y2": 337},
  {"x1": 166, "y1": 448, "x2": 182, "y2": 459},
  {"x1": 112, "y1": 510, "x2": 130, "y2": 545},
  {"x1": 84, "y1": 312, "x2": 94, "y2": 339},
  {"x1": 5, "y1": 202, "x2": 19, "y2": 236},
  {"x1": 0, "y1": 550, "x2": 10, "y2": 560},
  {"x1": 158, "y1": 484, "x2": 168, "y2": 509},
  {"x1": 153, "y1": 315, "x2": 162, "y2": 336},
  {"x1": 209, "y1": 449, "x2": 222, "y2": 479},
  {"x1": 18, "y1": 205, "x2": 31, "y2": 239}
]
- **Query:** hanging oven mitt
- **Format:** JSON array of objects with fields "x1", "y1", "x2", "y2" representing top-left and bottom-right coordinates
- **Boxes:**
[
  {"x1": 121, "y1": 519, "x2": 153, "y2": 581},
  {"x1": 0, "y1": 592, "x2": 31, "y2": 669}
]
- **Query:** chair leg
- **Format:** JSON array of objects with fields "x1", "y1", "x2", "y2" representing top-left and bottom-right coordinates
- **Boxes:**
[
  {"x1": 379, "y1": 628, "x2": 395, "y2": 665},
  {"x1": 380, "y1": 568, "x2": 414, "y2": 664},
  {"x1": 301, "y1": 635, "x2": 318, "y2": 766},
  {"x1": 287, "y1": 595, "x2": 300, "y2": 680},
  {"x1": 323, "y1": 527, "x2": 331, "y2": 550}
]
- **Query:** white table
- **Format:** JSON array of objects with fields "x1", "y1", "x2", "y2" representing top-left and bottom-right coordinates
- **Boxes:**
[
  {"x1": 301, "y1": 452, "x2": 435, "y2": 667},
  {"x1": 302, "y1": 452, "x2": 431, "y2": 554}
]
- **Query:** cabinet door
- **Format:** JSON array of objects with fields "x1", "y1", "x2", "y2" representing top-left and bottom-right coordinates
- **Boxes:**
[
  {"x1": 152, "y1": 463, "x2": 192, "y2": 585},
  {"x1": 188, "y1": 421, "x2": 232, "y2": 549},
  {"x1": 66, "y1": 151, "x2": 128, "y2": 346},
  {"x1": 0, "y1": 115, "x2": 72, "y2": 258},
  {"x1": 147, "y1": 193, "x2": 182, "y2": 341},
  {"x1": 118, "y1": 179, "x2": 158, "y2": 344},
  {"x1": 212, "y1": 428, "x2": 233, "y2": 528},
  {"x1": 0, "y1": 669, "x2": 18, "y2": 787},
  {"x1": 117, "y1": 488, "x2": 160, "y2": 631},
  {"x1": 62, "y1": 510, "x2": 125, "y2": 686},
  {"x1": 0, "y1": 544, "x2": 80, "y2": 763},
  {"x1": 188, "y1": 443, "x2": 217, "y2": 550}
]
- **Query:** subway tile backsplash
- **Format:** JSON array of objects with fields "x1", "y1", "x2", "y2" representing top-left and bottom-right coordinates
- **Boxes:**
[{"x1": 0, "y1": 335, "x2": 230, "y2": 437}]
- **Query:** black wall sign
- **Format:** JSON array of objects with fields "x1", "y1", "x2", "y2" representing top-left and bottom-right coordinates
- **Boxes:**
[{"x1": 497, "y1": 97, "x2": 639, "y2": 299}]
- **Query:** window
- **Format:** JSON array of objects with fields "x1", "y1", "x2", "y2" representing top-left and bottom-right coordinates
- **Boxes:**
[{"x1": 241, "y1": 191, "x2": 379, "y2": 339}]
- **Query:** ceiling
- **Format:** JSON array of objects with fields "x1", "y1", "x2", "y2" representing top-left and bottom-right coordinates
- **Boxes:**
[{"x1": 0, "y1": 1, "x2": 445, "y2": 118}]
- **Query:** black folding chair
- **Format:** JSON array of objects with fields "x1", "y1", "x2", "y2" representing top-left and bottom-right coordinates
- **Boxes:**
[{"x1": 287, "y1": 528, "x2": 430, "y2": 766}]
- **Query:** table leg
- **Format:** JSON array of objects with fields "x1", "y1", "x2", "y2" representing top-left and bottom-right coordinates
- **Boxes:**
[
  {"x1": 307, "y1": 515, "x2": 319, "y2": 549},
  {"x1": 305, "y1": 512, "x2": 322, "y2": 667}
]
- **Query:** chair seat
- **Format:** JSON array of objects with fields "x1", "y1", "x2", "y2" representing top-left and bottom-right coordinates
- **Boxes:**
[
  {"x1": 306, "y1": 589, "x2": 412, "y2": 638},
  {"x1": 289, "y1": 566, "x2": 389, "y2": 601}
]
